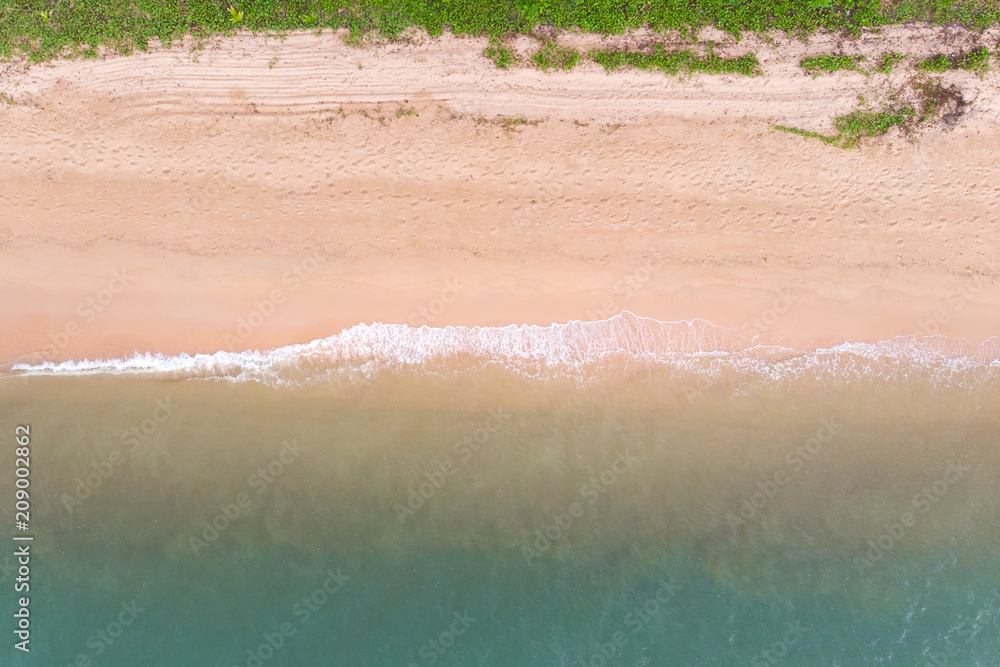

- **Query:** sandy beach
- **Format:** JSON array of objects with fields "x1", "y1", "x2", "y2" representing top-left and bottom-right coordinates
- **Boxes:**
[{"x1": 2, "y1": 27, "x2": 999, "y2": 365}]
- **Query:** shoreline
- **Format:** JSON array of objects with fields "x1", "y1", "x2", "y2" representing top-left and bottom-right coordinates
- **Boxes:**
[
  {"x1": 10, "y1": 315, "x2": 1000, "y2": 379},
  {"x1": 6, "y1": 236, "x2": 999, "y2": 366}
]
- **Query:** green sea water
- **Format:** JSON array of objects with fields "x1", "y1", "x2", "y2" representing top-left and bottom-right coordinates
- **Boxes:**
[{"x1": 2, "y1": 316, "x2": 999, "y2": 666}]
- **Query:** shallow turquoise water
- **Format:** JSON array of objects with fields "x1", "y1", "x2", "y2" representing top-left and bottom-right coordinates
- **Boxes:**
[{"x1": 2, "y1": 317, "x2": 999, "y2": 666}]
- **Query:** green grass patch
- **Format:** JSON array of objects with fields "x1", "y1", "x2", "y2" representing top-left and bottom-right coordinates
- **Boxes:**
[
  {"x1": 473, "y1": 114, "x2": 538, "y2": 127},
  {"x1": 590, "y1": 44, "x2": 761, "y2": 77},
  {"x1": 472, "y1": 114, "x2": 540, "y2": 136},
  {"x1": 484, "y1": 39, "x2": 519, "y2": 69},
  {"x1": 497, "y1": 116, "x2": 533, "y2": 128},
  {"x1": 773, "y1": 125, "x2": 840, "y2": 144},
  {"x1": 833, "y1": 106, "x2": 915, "y2": 147},
  {"x1": 800, "y1": 53, "x2": 865, "y2": 75},
  {"x1": 918, "y1": 54, "x2": 952, "y2": 71},
  {"x1": 799, "y1": 51, "x2": 908, "y2": 76},
  {"x1": 775, "y1": 104, "x2": 916, "y2": 148},
  {"x1": 917, "y1": 47, "x2": 991, "y2": 74},
  {"x1": 873, "y1": 51, "x2": 905, "y2": 73},
  {"x1": 531, "y1": 42, "x2": 579, "y2": 71},
  {"x1": 4, "y1": 1, "x2": 1000, "y2": 65}
]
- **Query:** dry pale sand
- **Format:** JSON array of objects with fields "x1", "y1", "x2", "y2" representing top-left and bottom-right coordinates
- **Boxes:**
[{"x1": 1, "y1": 27, "x2": 999, "y2": 365}]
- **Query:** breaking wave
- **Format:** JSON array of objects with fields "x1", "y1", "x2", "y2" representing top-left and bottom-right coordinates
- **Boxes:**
[{"x1": 8, "y1": 312, "x2": 1000, "y2": 389}]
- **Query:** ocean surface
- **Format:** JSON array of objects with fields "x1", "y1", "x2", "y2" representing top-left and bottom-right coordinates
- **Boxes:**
[{"x1": 2, "y1": 313, "x2": 999, "y2": 666}]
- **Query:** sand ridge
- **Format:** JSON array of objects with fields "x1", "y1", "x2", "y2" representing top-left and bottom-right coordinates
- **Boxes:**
[{"x1": 2, "y1": 26, "x2": 999, "y2": 125}]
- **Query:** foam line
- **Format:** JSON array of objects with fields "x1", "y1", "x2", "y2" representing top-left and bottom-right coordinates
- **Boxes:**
[{"x1": 8, "y1": 312, "x2": 1000, "y2": 387}]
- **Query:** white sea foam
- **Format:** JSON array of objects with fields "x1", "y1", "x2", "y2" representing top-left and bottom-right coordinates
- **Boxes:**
[{"x1": 7, "y1": 312, "x2": 1000, "y2": 388}]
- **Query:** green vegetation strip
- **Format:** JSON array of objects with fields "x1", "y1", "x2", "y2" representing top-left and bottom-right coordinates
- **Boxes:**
[
  {"x1": 873, "y1": 51, "x2": 905, "y2": 74},
  {"x1": 917, "y1": 47, "x2": 991, "y2": 73},
  {"x1": 591, "y1": 45, "x2": 761, "y2": 76},
  {"x1": 798, "y1": 48, "x2": 997, "y2": 77},
  {"x1": 800, "y1": 53, "x2": 865, "y2": 74},
  {"x1": 484, "y1": 39, "x2": 519, "y2": 69},
  {"x1": 532, "y1": 42, "x2": 580, "y2": 71},
  {"x1": 4, "y1": 1, "x2": 1000, "y2": 64}
]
